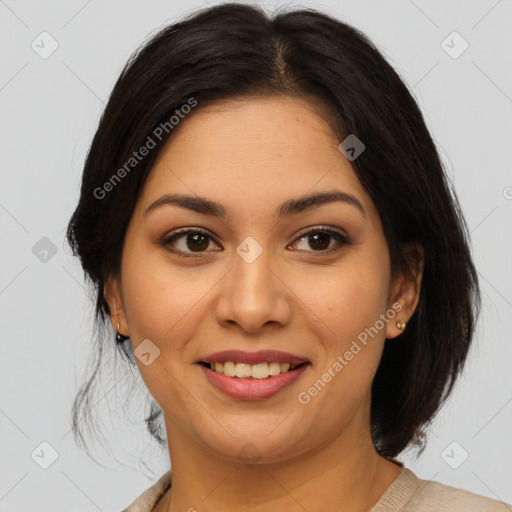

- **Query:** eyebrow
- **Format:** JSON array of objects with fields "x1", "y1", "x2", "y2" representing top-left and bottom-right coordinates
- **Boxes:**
[{"x1": 144, "y1": 190, "x2": 366, "y2": 219}]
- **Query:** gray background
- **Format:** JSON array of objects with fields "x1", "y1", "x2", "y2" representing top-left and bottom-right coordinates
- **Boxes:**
[{"x1": 1, "y1": 0, "x2": 511, "y2": 510}]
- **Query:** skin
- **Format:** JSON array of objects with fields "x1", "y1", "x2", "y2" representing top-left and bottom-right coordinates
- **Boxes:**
[{"x1": 105, "y1": 95, "x2": 423, "y2": 512}]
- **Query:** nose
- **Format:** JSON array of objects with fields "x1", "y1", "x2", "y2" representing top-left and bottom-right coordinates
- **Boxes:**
[{"x1": 214, "y1": 246, "x2": 292, "y2": 334}]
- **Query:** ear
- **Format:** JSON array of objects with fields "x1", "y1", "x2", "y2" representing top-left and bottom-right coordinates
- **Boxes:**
[
  {"x1": 103, "y1": 274, "x2": 129, "y2": 336},
  {"x1": 385, "y1": 242, "x2": 424, "y2": 340}
]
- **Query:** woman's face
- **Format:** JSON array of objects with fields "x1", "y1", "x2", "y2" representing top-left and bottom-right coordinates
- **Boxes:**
[{"x1": 106, "y1": 95, "x2": 415, "y2": 465}]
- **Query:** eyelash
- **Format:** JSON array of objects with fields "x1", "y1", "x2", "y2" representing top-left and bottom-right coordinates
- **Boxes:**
[{"x1": 161, "y1": 226, "x2": 352, "y2": 259}]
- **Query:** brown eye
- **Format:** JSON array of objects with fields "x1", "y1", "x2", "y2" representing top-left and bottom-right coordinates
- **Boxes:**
[
  {"x1": 162, "y1": 229, "x2": 221, "y2": 257},
  {"x1": 306, "y1": 232, "x2": 331, "y2": 251},
  {"x1": 290, "y1": 227, "x2": 351, "y2": 254},
  {"x1": 162, "y1": 226, "x2": 350, "y2": 258},
  {"x1": 184, "y1": 232, "x2": 210, "y2": 252}
]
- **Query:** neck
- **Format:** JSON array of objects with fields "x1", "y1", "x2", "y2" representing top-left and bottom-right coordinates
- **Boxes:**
[{"x1": 158, "y1": 412, "x2": 403, "y2": 512}]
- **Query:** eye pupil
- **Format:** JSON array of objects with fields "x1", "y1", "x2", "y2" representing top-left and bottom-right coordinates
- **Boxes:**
[
  {"x1": 187, "y1": 233, "x2": 209, "y2": 251},
  {"x1": 309, "y1": 232, "x2": 330, "y2": 251},
  {"x1": 166, "y1": 227, "x2": 345, "y2": 257}
]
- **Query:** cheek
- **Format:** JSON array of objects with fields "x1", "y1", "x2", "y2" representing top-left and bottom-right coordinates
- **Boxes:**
[
  {"x1": 118, "y1": 247, "x2": 212, "y2": 416},
  {"x1": 298, "y1": 251, "x2": 390, "y2": 344},
  {"x1": 293, "y1": 245, "x2": 391, "y2": 403},
  {"x1": 120, "y1": 239, "x2": 207, "y2": 342}
]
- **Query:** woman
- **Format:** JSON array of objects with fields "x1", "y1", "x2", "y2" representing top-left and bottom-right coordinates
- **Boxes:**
[{"x1": 66, "y1": 3, "x2": 511, "y2": 511}]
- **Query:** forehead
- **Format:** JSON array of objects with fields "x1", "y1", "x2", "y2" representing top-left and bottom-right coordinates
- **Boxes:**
[
  {"x1": 164, "y1": 95, "x2": 341, "y2": 153},
  {"x1": 136, "y1": 96, "x2": 375, "y2": 222}
]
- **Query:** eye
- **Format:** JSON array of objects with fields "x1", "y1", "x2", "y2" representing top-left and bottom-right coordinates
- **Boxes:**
[
  {"x1": 161, "y1": 228, "x2": 221, "y2": 258},
  {"x1": 289, "y1": 226, "x2": 351, "y2": 254},
  {"x1": 161, "y1": 225, "x2": 351, "y2": 258}
]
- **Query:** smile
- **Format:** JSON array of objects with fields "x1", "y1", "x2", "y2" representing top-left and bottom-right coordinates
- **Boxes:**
[
  {"x1": 202, "y1": 361, "x2": 304, "y2": 379},
  {"x1": 198, "y1": 361, "x2": 310, "y2": 400}
]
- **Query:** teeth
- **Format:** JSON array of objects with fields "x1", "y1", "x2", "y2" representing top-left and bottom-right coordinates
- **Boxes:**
[
  {"x1": 251, "y1": 363, "x2": 269, "y2": 379},
  {"x1": 269, "y1": 362, "x2": 281, "y2": 375},
  {"x1": 207, "y1": 361, "x2": 300, "y2": 378},
  {"x1": 223, "y1": 361, "x2": 236, "y2": 377},
  {"x1": 235, "y1": 363, "x2": 252, "y2": 378}
]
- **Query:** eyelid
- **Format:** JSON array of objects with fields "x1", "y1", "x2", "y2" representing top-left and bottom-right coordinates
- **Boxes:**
[
  {"x1": 288, "y1": 225, "x2": 351, "y2": 254},
  {"x1": 161, "y1": 225, "x2": 351, "y2": 257},
  {"x1": 161, "y1": 227, "x2": 221, "y2": 258},
  {"x1": 293, "y1": 224, "x2": 350, "y2": 242}
]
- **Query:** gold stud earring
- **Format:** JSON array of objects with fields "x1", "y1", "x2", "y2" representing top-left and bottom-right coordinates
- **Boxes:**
[
  {"x1": 396, "y1": 321, "x2": 407, "y2": 331},
  {"x1": 116, "y1": 321, "x2": 129, "y2": 342}
]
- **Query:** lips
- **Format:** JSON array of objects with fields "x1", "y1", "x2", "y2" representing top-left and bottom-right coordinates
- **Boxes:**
[
  {"x1": 196, "y1": 349, "x2": 310, "y2": 400},
  {"x1": 198, "y1": 349, "x2": 309, "y2": 366},
  {"x1": 199, "y1": 361, "x2": 309, "y2": 400}
]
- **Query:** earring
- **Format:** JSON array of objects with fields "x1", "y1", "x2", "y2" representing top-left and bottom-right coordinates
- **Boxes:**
[
  {"x1": 116, "y1": 321, "x2": 129, "y2": 343},
  {"x1": 396, "y1": 321, "x2": 407, "y2": 331}
]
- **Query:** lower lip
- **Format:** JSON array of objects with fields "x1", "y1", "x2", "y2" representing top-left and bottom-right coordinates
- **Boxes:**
[{"x1": 199, "y1": 363, "x2": 309, "y2": 400}]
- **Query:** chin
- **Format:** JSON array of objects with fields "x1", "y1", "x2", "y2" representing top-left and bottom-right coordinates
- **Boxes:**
[{"x1": 199, "y1": 426, "x2": 308, "y2": 467}]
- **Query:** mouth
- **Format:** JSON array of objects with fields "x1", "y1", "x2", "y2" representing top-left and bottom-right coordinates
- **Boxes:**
[
  {"x1": 196, "y1": 350, "x2": 311, "y2": 400},
  {"x1": 198, "y1": 360, "x2": 309, "y2": 379}
]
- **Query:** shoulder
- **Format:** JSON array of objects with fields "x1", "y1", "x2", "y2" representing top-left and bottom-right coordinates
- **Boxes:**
[
  {"x1": 121, "y1": 470, "x2": 172, "y2": 512},
  {"x1": 406, "y1": 470, "x2": 512, "y2": 511}
]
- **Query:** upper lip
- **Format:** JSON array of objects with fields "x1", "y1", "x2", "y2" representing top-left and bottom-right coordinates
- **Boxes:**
[{"x1": 199, "y1": 350, "x2": 309, "y2": 366}]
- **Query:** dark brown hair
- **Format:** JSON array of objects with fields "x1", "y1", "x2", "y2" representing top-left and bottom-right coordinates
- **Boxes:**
[{"x1": 66, "y1": 2, "x2": 480, "y2": 459}]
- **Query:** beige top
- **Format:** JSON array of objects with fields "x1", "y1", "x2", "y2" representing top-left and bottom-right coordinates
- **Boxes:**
[{"x1": 121, "y1": 466, "x2": 512, "y2": 511}]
